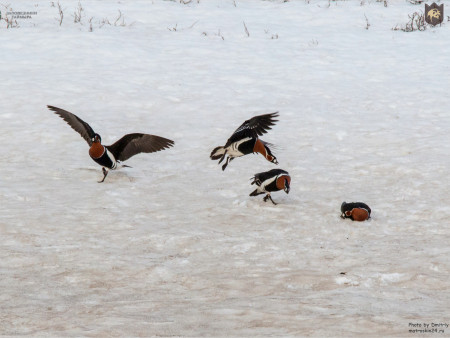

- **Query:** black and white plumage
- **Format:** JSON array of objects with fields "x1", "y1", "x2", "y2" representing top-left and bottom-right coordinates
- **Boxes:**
[
  {"x1": 210, "y1": 112, "x2": 279, "y2": 171},
  {"x1": 250, "y1": 168, "x2": 291, "y2": 205},
  {"x1": 48, "y1": 105, "x2": 174, "y2": 182}
]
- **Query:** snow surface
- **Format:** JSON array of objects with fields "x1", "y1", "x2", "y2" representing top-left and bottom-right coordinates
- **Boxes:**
[{"x1": 1, "y1": 0, "x2": 449, "y2": 336}]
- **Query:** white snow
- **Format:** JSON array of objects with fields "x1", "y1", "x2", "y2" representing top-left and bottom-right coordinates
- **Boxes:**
[{"x1": 1, "y1": 0, "x2": 450, "y2": 336}]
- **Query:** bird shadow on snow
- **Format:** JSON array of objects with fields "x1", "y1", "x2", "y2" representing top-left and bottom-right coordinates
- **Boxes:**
[
  {"x1": 245, "y1": 198, "x2": 293, "y2": 210},
  {"x1": 75, "y1": 167, "x2": 137, "y2": 183}
]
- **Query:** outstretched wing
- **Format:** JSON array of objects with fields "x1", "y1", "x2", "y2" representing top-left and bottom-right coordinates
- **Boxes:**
[
  {"x1": 106, "y1": 133, "x2": 174, "y2": 162},
  {"x1": 231, "y1": 112, "x2": 279, "y2": 139},
  {"x1": 48, "y1": 105, "x2": 96, "y2": 146}
]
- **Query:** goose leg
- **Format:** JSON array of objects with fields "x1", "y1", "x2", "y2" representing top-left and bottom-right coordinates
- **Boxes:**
[
  {"x1": 218, "y1": 150, "x2": 228, "y2": 164},
  {"x1": 222, "y1": 157, "x2": 233, "y2": 171},
  {"x1": 263, "y1": 194, "x2": 277, "y2": 205},
  {"x1": 98, "y1": 167, "x2": 108, "y2": 183}
]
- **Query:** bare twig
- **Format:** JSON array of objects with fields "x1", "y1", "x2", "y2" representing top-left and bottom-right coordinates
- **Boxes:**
[
  {"x1": 364, "y1": 14, "x2": 370, "y2": 29},
  {"x1": 201, "y1": 30, "x2": 224, "y2": 40},
  {"x1": 99, "y1": 17, "x2": 111, "y2": 27},
  {"x1": 187, "y1": 20, "x2": 198, "y2": 29},
  {"x1": 57, "y1": 1, "x2": 64, "y2": 26},
  {"x1": 309, "y1": 39, "x2": 319, "y2": 47},
  {"x1": 114, "y1": 9, "x2": 121, "y2": 25},
  {"x1": 113, "y1": 9, "x2": 125, "y2": 26},
  {"x1": 394, "y1": 11, "x2": 427, "y2": 32},
  {"x1": 264, "y1": 29, "x2": 278, "y2": 40},
  {"x1": 0, "y1": 3, "x2": 19, "y2": 28},
  {"x1": 3, "y1": 16, "x2": 20, "y2": 28},
  {"x1": 406, "y1": 11, "x2": 426, "y2": 31},
  {"x1": 243, "y1": 21, "x2": 249, "y2": 37},
  {"x1": 168, "y1": 21, "x2": 197, "y2": 32},
  {"x1": 73, "y1": 1, "x2": 83, "y2": 23}
]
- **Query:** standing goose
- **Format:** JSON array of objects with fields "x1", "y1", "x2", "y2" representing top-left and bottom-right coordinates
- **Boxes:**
[
  {"x1": 48, "y1": 105, "x2": 174, "y2": 182},
  {"x1": 249, "y1": 168, "x2": 291, "y2": 205},
  {"x1": 210, "y1": 112, "x2": 279, "y2": 171}
]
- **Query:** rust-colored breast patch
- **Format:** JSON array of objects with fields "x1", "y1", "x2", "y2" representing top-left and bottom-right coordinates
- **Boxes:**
[
  {"x1": 276, "y1": 175, "x2": 290, "y2": 190},
  {"x1": 347, "y1": 208, "x2": 369, "y2": 221},
  {"x1": 89, "y1": 142, "x2": 105, "y2": 159},
  {"x1": 253, "y1": 139, "x2": 267, "y2": 157},
  {"x1": 276, "y1": 177, "x2": 284, "y2": 190}
]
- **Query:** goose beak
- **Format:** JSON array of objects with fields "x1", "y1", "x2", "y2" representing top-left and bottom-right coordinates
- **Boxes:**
[{"x1": 284, "y1": 180, "x2": 290, "y2": 194}]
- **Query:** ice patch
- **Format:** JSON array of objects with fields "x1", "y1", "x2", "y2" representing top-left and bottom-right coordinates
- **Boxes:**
[{"x1": 335, "y1": 276, "x2": 360, "y2": 286}]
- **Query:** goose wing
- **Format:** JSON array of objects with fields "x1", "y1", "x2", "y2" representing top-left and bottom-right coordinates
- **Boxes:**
[
  {"x1": 106, "y1": 133, "x2": 174, "y2": 162},
  {"x1": 48, "y1": 105, "x2": 96, "y2": 146},
  {"x1": 231, "y1": 112, "x2": 279, "y2": 139}
]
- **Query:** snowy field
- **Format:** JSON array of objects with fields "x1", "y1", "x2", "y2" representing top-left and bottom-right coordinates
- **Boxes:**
[{"x1": 1, "y1": 0, "x2": 449, "y2": 336}]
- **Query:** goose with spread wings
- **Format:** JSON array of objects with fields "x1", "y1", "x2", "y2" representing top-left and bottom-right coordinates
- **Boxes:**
[
  {"x1": 48, "y1": 105, "x2": 174, "y2": 182},
  {"x1": 210, "y1": 112, "x2": 279, "y2": 171}
]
